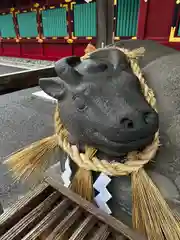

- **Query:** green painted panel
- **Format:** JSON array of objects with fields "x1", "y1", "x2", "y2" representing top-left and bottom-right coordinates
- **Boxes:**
[
  {"x1": 74, "y1": 2, "x2": 96, "y2": 37},
  {"x1": 0, "y1": 14, "x2": 16, "y2": 38},
  {"x1": 42, "y1": 8, "x2": 67, "y2": 37},
  {"x1": 178, "y1": 23, "x2": 180, "y2": 36},
  {"x1": 17, "y1": 12, "x2": 38, "y2": 37},
  {"x1": 116, "y1": 0, "x2": 139, "y2": 37}
]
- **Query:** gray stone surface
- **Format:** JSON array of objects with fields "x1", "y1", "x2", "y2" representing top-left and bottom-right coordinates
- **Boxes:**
[
  {"x1": 142, "y1": 53, "x2": 180, "y2": 186},
  {"x1": 0, "y1": 87, "x2": 56, "y2": 209},
  {"x1": 0, "y1": 65, "x2": 26, "y2": 75},
  {"x1": 0, "y1": 56, "x2": 54, "y2": 69}
]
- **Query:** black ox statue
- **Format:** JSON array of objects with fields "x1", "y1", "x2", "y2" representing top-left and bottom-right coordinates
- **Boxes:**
[{"x1": 39, "y1": 42, "x2": 180, "y2": 226}]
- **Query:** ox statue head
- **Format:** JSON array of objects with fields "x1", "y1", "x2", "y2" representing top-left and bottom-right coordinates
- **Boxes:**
[{"x1": 39, "y1": 47, "x2": 159, "y2": 158}]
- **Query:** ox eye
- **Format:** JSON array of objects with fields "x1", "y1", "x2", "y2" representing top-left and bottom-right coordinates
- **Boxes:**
[{"x1": 73, "y1": 96, "x2": 87, "y2": 111}]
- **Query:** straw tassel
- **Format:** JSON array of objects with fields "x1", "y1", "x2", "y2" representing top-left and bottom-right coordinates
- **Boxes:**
[
  {"x1": 132, "y1": 169, "x2": 180, "y2": 240},
  {"x1": 71, "y1": 168, "x2": 94, "y2": 202},
  {"x1": 4, "y1": 135, "x2": 59, "y2": 184}
]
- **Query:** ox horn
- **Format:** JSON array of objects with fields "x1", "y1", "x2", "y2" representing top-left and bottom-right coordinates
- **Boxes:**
[
  {"x1": 89, "y1": 47, "x2": 127, "y2": 70},
  {"x1": 55, "y1": 56, "x2": 82, "y2": 85}
]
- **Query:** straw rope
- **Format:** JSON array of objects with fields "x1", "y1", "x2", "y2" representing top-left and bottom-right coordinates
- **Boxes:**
[
  {"x1": 54, "y1": 47, "x2": 160, "y2": 176},
  {"x1": 5, "y1": 45, "x2": 180, "y2": 240},
  {"x1": 53, "y1": 46, "x2": 180, "y2": 239}
]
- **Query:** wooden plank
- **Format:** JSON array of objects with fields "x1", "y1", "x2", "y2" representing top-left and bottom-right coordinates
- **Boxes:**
[
  {"x1": 0, "y1": 190, "x2": 61, "y2": 240},
  {"x1": 68, "y1": 214, "x2": 96, "y2": 240},
  {"x1": 21, "y1": 198, "x2": 71, "y2": 240},
  {"x1": 0, "y1": 182, "x2": 51, "y2": 236},
  {"x1": 114, "y1": 235, "x2": 127, "y2": 240},
  {"x1": 89, "y1": 224, "x2": 110, "y2": 240},
  {"x1": 48, "y1": 206, "x2": 82, "y2": 240},
  {"x1": 46, "y1": 176, "x2": 147, "y2": 240}
]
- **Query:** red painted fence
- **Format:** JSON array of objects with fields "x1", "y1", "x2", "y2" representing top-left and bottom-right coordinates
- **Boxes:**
[
  {"x1": 0, "y1": 42, "x2": 87, "y2": 60},
  {"x1": 0, "y1": 0, "x2": 179, "y2": 61}
]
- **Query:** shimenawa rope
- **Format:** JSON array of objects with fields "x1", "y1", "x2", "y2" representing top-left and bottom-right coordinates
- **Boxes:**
[{"x1": 4, "y1": 46, "x2": 180, "y2": 240}]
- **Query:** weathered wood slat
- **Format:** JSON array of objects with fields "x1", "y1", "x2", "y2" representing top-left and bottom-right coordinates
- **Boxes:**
[
  {"x1": 21, "y1": 198, "x2": 71, "y2": 240},
  {"x1": 114, "y1": 235, "x2": 127, "y2": 240},
  {"x1": 68, "y1": 215, "x2": 96, "y2": 240},
  {"x1": 46, "y1": 176, "x2": 147, "y2": 240},
  {"x1": 0, "y1": 191, "x2": 61, "y2": 240},
  {"x1": 0, "y1": 177, "x2": 147, "y2": 240},
  {"x1": 0, "y1": 182, "x2": 50, "y2": 236},
  {"x1": 89, "y1": 224, "x2": 110, "y2": 240},
  {"x1": 48, "y1": 206, "x2": 82, "y2": 240}
]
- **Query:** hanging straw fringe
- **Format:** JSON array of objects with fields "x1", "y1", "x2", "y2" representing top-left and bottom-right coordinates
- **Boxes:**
[
  {"x1": 4, "y1": 135, "x2": 58, "y2": 184},
  {"x1": 70, "y1": 168, "x2": 94, "y2": 202},
  {"x1": 132, "y1": 169, "x2": 180, "y2": 240},
  {"x1": 4, "y1": 45, "x2": 180, "y2": 240}
]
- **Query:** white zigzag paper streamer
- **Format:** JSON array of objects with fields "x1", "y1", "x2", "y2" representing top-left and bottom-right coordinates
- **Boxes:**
[
  {"x1": 93, "y1": 173, "x2": 112, "y2": 214},
  {"x1": 61, "y1": 157, "x2": 72, "y2": 187},
  {"x1": 61, "y1": 159, "x2": 112, "y2": 214}
]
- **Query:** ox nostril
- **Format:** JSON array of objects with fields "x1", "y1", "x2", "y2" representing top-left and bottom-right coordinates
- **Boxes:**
[
  {"x1": 120, "y1": 118, "x2": 134, "y2": 129},
  {"x1": 144, "y1": 112, "x2": 156, "y2": 124}
]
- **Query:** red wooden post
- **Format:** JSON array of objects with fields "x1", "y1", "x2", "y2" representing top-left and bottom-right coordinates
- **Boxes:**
[{"x1": 137, "y1": 0, "x2": 149, "y2": 39}]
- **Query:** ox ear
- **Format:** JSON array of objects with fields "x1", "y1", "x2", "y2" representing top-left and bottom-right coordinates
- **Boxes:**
[
  {"x1": 89, "y1": 47, "x2": 127, "y2": 69},
  {"x1": 39, "y1": 77, "x2": 67, "y2": 100}
]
